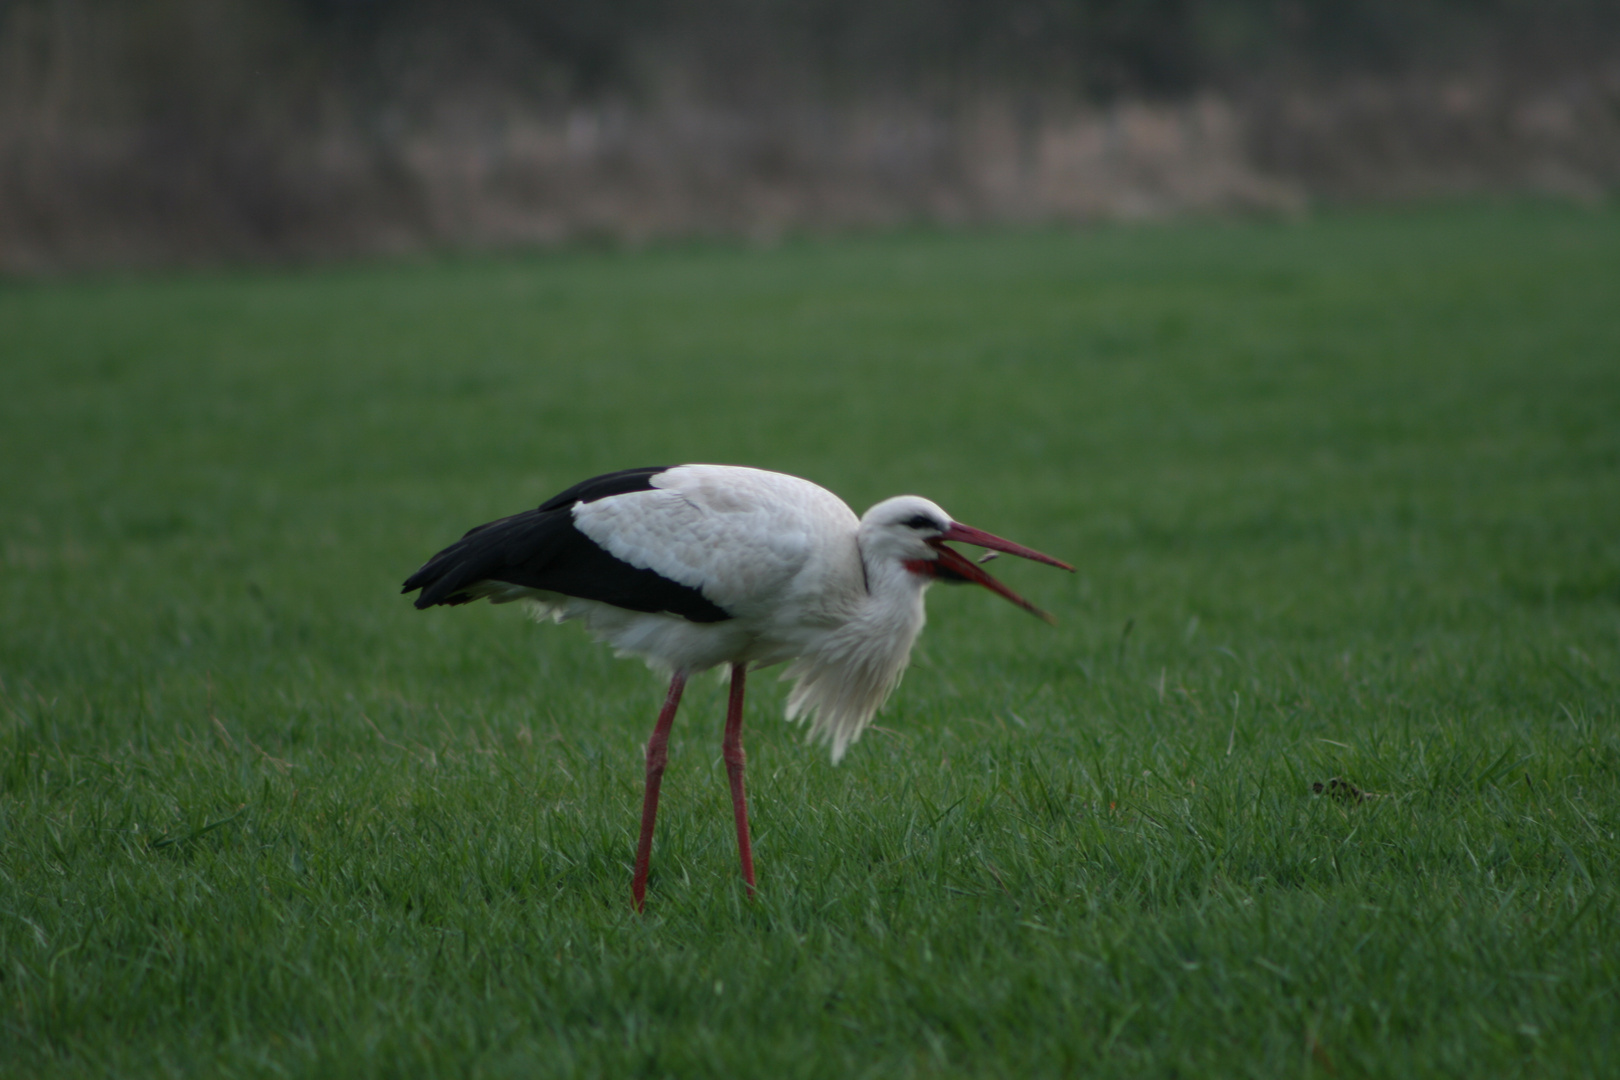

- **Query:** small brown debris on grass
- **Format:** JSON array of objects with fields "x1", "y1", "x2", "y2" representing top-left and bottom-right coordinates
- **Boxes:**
[{"x1": 1311, "y1": 777, "x2": 1365, "y2": 803}]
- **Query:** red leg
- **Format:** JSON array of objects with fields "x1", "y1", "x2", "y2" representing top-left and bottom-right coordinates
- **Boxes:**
[
  {"x1": 632, "y1": 671, "x2": 687, "y2": 913},
  {"x1": 723, "y1": 662, "x2": 757, "y2": 897}
]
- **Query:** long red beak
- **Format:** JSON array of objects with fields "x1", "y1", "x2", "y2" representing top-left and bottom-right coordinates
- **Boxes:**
[{"x1": 925, "y1": 522, "x2": 1074, "y2": 624}]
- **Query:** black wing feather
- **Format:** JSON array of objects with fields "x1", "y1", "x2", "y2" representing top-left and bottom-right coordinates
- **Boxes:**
[
  {"x1": 536, "y1": 466, "x2": 672, "y2": 512},
  {"x1": 402, "y1": 467, "x2": 734, "y2": 623}
]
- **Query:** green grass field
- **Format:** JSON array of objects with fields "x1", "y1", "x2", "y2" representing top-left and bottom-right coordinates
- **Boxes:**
[{"x1": 3, "y1": 204, "x2": 1618, "y2": 1077}]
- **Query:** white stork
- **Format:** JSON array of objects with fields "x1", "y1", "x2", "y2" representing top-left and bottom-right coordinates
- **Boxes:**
[{"x1": 402, "y1": 464, "x2": 1071, "y2": 911}]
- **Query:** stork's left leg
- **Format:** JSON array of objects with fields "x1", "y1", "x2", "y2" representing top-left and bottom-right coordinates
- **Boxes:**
[
  {"x1": 632, "y1": 671, "x2": 687, "y2": 914},
  {"x1": 723, "y1": 662, "x2": 757, "y2": 896}
]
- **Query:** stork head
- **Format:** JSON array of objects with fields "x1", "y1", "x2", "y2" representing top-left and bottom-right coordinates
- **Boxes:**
[{"x1": 858, "y1": 496, "x2": 1074, "y2": 623}]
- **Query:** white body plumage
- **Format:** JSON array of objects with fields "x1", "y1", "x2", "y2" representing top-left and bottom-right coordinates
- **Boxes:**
[{"x1": 492, "y1": 465, "x2": 931, "y2": 761}]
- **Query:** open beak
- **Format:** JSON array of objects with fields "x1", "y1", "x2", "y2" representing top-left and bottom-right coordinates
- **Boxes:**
[{"x1": 927, "y1": 522, "x2": 1074, "y2": 624}]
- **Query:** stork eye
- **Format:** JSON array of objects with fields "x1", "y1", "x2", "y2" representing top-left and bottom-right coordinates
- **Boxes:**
[{"x1": 902, "y1": 514, "x2": 943, "y2": 531}]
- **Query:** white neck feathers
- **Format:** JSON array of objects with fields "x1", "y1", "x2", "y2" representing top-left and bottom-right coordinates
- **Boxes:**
[{"x1": 781, "y1": 556, "x2": 929, "y2": 762}]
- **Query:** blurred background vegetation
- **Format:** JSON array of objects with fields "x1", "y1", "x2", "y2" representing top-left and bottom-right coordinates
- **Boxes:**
[{"x1": 3, "y1": 0, "x2": 1618, "y2": 269}]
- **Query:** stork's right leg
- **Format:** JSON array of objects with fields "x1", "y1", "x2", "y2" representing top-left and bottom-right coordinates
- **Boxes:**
[
  {"x1": 722, "y1": 663, "x2": 757, "y2": 897},
  {"x1": 632, "y1": 671, "x2": 687, "y2": 913}
]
